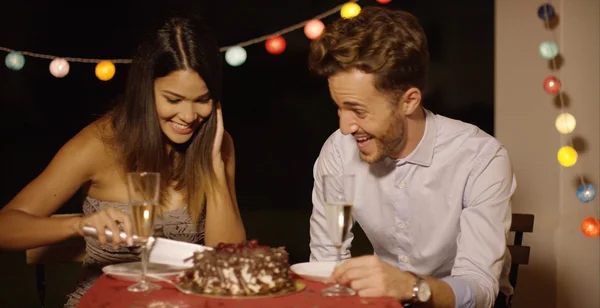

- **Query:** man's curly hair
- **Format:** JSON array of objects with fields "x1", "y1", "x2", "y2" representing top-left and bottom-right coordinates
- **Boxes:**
[{"x1": 309, "y1": 6, "x2": 429, "y2": 98}]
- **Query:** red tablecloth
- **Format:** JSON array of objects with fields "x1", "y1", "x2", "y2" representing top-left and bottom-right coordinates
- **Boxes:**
[{"x1": 77, "y1": 274, "x2": 403, "y2": 308}]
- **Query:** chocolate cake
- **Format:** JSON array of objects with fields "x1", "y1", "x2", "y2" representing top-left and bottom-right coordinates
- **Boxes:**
[{"x1": 177, "y1": 240, "x2": 296, "y2": 296}]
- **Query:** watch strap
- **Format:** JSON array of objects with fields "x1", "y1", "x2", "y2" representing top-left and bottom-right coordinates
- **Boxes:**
[{"x1": 406, "y1": 271, "x2": 425, "y2": 304}]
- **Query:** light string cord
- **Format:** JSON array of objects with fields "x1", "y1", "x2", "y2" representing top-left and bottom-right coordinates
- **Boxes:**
[{"x1": 0, "y1": 0, "x2": 359, "y2": 64}]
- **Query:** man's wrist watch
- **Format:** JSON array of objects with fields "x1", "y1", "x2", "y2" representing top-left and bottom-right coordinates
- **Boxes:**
[{"x1": 407, "y1": 271, "x2": 432, "y2": 304}]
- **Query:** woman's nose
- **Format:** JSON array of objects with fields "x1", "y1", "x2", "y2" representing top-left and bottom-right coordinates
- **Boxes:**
[{"x1": 178, "y1": 103, "x2": 197, "y2": 123}]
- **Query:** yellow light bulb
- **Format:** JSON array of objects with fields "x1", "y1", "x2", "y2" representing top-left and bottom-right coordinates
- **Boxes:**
[
  {"x1": 557, "y1": 146, "x2": 577, "y2": 167},
  {"x1": 341, "y1": 2, "x2": 361, "y2": 19}
]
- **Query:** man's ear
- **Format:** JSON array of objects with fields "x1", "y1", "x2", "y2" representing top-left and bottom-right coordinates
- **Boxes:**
[{"x1": 400, "y1": 87, "x2": 422, "y2": 116}]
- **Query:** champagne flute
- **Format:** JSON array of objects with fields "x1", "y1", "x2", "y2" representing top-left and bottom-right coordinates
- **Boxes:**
[
  {"x1": 321, "y1": 174, "x2": 356, "y2": 297},
  {"x1": 126, "y1": 171, "x2": 161, "y2": 293}
]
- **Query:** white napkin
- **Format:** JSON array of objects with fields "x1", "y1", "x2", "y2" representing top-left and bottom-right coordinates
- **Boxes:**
[{"x1": 148, "y1": 237, "x2": 212, "y2": 268}]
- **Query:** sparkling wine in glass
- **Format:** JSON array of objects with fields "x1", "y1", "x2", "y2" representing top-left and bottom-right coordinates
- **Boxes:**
[
  {"x1": 321, "y1": 174, "x2": 357, "y2": 297},
  {"x1": 127, "y1": 171, "x2": 161, "y2": 293},
  {"x1": 131, "y1": 201, "x2": 157, "y2": 241}
]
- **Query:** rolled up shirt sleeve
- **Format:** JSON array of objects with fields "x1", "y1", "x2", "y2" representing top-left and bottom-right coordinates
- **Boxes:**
[
  {"x1": 309, "y1": 133, "x2": 354, "y2": 262},
  {"x1": 451, "y1": 146, "x2": 516, "y2": 308},
  {"x1": 442, "y1": 276, "x2": 476, "y2": 308}
]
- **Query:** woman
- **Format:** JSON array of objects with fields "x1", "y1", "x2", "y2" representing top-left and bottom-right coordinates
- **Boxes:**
[{"x1": 0, "y1": 14, "x2": 246, "y2": 306}]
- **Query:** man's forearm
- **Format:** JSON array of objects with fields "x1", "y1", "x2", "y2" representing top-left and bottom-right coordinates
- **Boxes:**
[{"x1": 416, "y1": 277, "x2": 456, "y2": 308}]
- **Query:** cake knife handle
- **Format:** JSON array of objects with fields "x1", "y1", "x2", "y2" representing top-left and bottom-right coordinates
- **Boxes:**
[{"x1": 81, "y1": 225, "x2": 141, "y2": 243}]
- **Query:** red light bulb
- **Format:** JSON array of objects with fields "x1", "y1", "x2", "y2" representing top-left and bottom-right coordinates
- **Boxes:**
[
  {"x1": 543, "y1": 76, "x2": 561, "y2": 95},
  {"x1": 581, "y1": 217, "x2": 600, "y2": 237},
  {"x1": 265, "y1": 36, "x2": 286, "y2": 55}
]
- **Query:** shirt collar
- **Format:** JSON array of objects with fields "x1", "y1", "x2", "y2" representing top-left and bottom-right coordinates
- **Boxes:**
[{"x1": 384, "y1": 108, "x2": 437, "y2": 167}]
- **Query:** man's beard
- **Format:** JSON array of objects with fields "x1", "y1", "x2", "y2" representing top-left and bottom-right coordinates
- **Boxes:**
[{"x1": 359, "y1": 115, "x2": 407, "y2": 164}]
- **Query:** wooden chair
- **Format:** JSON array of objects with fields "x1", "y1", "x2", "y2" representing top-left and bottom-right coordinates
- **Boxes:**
[
  {"x1": 506, "y1": 213, "x2": 534, "y2": 308},
  {"x1": 25, "y1": 214, "x2": 86, "y2": 307}
]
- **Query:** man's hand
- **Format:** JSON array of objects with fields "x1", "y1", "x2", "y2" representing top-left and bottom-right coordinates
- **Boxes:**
[{"x1": 331, "y1": 255, "x2": 416, "y2": 300}]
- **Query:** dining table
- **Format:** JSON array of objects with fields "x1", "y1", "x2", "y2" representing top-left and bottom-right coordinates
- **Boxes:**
[{"x1": 76, "y1": 274, "x2": 405, "y2": 308}]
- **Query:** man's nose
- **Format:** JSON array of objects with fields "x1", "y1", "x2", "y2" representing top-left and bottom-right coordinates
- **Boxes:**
[{"x1": 339, "y1": 110, "x2": 358, "y2": 135}]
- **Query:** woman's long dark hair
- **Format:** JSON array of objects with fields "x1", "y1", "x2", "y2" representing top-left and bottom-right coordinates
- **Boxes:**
[{"x1": 105, "y1": 14, "x2": 222, "y2": 222}]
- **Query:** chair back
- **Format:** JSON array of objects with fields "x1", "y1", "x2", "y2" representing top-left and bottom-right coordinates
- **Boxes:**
[
  {"x1": 25, "y1": 213, "x2": 86, "y2": 308},
  {"x1": 506, "y1": 213, "x2": 534, "y2": 307}
]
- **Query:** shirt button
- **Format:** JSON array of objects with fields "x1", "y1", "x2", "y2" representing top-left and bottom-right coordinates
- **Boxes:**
[
  {"x1": 398, "y1": 182, "x2": 405, "y2": 189},
  {"x1": 400, "y1": 255, "x2": 410, "y2": 263},
  {"x1": 399, "y1": 221, "x2": 407, "y2": 230}
]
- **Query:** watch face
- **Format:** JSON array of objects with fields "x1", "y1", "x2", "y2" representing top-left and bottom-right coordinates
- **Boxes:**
[{"x1": 417, "y1": 281, "x2": 432, "y2": 302}]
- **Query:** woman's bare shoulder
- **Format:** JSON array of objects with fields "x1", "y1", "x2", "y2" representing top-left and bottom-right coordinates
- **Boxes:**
[
  {"x1": 72, "y1": 116, "x2": 119, "y2": 165},
  {"x1": 86, "y1": 115, "x2": 114, "y2": 138}
]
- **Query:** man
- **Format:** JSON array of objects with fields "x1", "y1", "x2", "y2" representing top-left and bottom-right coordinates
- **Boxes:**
[{"x1": 307, "y1": 6, "x2": 515, "y2": 308}]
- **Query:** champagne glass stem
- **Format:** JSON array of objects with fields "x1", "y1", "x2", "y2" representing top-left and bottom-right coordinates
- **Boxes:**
[
  {"x1": 335, "y1": 245, "x2": 342, "y2": 288},
  {"x1": 140, "y1": 244, "x2": 148, "y2": 286}
]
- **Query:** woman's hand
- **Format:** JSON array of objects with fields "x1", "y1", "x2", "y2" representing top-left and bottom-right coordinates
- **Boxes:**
[
  {"x1": 74, "y1": 208, "x2": 133, "y2": 247},
  {"x1": 212, "y1": 103, "x2": 226, "y2": 177}
]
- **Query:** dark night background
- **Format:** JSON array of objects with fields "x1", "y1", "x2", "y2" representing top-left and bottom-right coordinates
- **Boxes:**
[{"x1": 0, "y1": 0, "x2": 493, "y2": 306}]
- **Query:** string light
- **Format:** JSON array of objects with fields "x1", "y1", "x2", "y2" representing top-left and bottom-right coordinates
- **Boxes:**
[
  {"x1": 581, "y1": 217, "x2": 600, "y2": 237},
  {"x1": 218, "y1": 1, "x2": 363, "y2": 51},
  {"x1": 539, "y1": 40, "x2": 559, "y2": 59},
  {"x1": 537, "y1": 3, "x2": 556, "y2": 20},
  {"x1": 2, "y1": 0, "x2": 382, "y2": 77},
  {"x1": 224, "y1": 46, "x2": 247, "y2": 67},
  {"x1": 304, "y1": 19, "x2": 325, "y2": 40},
  {"x1": 557, "y1": 146, "x2": 577, "y2": 167},
  {"x1": 0, "y1": 46, "x2": 132, "y2": 64},
  {"x1": 538, "y1": 2, "x2": 599, "y2": 237},
  {"x1": 265, "y1": 36, "x2": 286, "y2": 55},
  {"x1": 340, "y1": 2, "x2": 362, "y2": 18},
  {"x1": 49, "y1": 58, "x2": 70, "y2": 78},
  {"x1": 95, "y1": 60, "x2": 116, "y2": 81},
  {"x1": 5, "y1": 51, "x2": 25, "y2": 71},
  {"x1": 554, "y1": 112, "x2": 576, "y2": 134},
  {"x1": 577, "y1": 184, "x2": 597, "y2": 203},
  {"x1": 543, "y1": 75, "x2": 561, "y2": 94}
]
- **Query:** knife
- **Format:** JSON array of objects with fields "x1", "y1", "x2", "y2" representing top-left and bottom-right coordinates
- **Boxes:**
[{"x1": 81, "y1": 226, "x2": 212, "y2": 267}]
